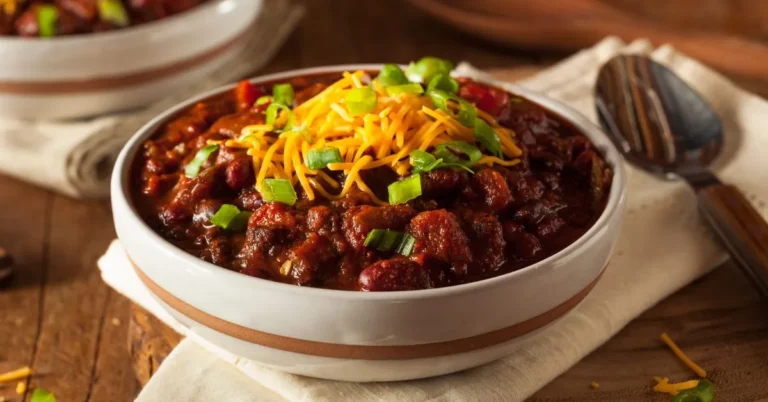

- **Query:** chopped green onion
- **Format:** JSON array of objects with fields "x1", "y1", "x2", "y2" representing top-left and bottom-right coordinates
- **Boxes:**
[
  {"x1": 260, "y1": 178, "x2": 297, "y2": 206},
  {"x1": 266, "y1": 102, "x2": 296, "y2": 130},
  {"x1": 376, "y1": 64, "x2": 409, "y2": 87},
  {"x1": 37, "y1": 5, "x2": 58, "y2": 38},
  {"x1": 388, "y1": 174, "x2": 421, "y2": 205},
  {"x1": 30, "y1": 388, "x2": 56, "y2": 402},
  {"x1": 385, "y1": 83, "x2": 424, "y2": 96},
  {"x1": 272, "y1": 84, "x2": 294, "y2": 106},
  {"x1": 255, "y1": 95, "x2": 272, "y2": 105},
  {"x1": 345, "y1": 87, "x2": 377, "y2": 116},
  {"x1": 98, "y1": 0, "x2": 129, "y2": 27},
  {"x1": 395, "y1": 233, "x2": 416, "y2": 256},
  {"x1": 210, "y1": 204, "x2": 251, "y2": 231},
  {"x1": 363, "y1": 229, "x2": 416, "y2": 256},
  {"x1": 670, "y1": 380, "x2": 714, "y2": 402},
  {"x1": 184, "y1": 144, "x2": 218, "y2": 178},
  {"x1": 406, "y1": 57, "x2": 454, "y2": 84},
  {"x1": 307, "y1": 148, "x2": 343, "y2": 170},
  {"x1": 473, "y1": 118, "x2": 503, "y2": 158},
  {"x1": 427, "y1": 74, "x2": 459, "y2": 94},
  {"x1": 427, "y1": 90, "x2": 476, "y2": 127},
  {"x1": 409, "y1": 150, "x2": 443, "y2": 174},
  {"x1": 434, "y1": 141, "x2": 482, "y2": 165}
]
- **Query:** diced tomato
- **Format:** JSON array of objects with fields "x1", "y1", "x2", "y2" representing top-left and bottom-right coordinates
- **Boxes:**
[
  {"x1": 235, "y1": 80, "x2": 263, "y2": 111},
  {"x1": 459, "y1": 82, "x2": 510, "y2": 117}
]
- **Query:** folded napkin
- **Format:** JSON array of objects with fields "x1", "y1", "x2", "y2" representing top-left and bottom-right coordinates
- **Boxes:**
[
  {"x1": 0, "y1": 0, "x2": 304, "y2": 199},
  {"x1": 99, "y1": 37, "x2": 768, "y2": 401}
]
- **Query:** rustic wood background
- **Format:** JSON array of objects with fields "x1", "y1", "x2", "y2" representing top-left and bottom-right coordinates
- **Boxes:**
[{"x1": 1, "y1": 0, "x2": 768, "y2": 401}]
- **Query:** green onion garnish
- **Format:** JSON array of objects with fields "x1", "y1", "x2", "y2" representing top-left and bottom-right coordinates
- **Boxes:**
[
  {"x1": 670, "y1": 380, "x2": 714, "y2": 402},
  {"x1": 272, "y1": 84, "x2": 294, "y2": 106},
  {"x1": 363, "y1": 229, "x2": 416, "y2": 256},
  {"x1": 426, "y1": 74, "x2": 459, "y2": 94},
  {"x1": 434, "y1": 141, "x2": 482, "y2": 165},
  {"x1": 345, "y1": 87, "x2": 377, "y2": 116},
  {"x1": 255, "y1": 95, "x2": 272, "y2": 105},
  {"x1": 260, "y1": 178, "x2": 297, "y2": 206},
  {"x1": 307, "y1": 148, "x2": 343, "y2": 170},
  {"x1": 376, "y1": 64, "x2": 409, "y2": 87},
  {"x1": 37, "y1": 5, "x2": 58, "y2": 38},
  {"x1": 427, "y1": 90, "x2": 476, "y2": 127},
  {"x1": 266, "y1": 102, "x2": 295, "y2": 130},
  {"x1": 98, "y1": 0, "x2": 130, "y2": 27},
  {"x1": 30, "y1": 387, "x2": 56, "y2": 402},
  {"x1": 184, "y1": 144, "x2": 218, "y2": 178},
  {"x1": 210, "y1": 204, "x2": 252, "y2": 231},
  {"x1": 388, "y1": 174, "x2": 421, "y2": 205},
  {"x1": 385, "y1": 83, "x2": 424, "y2": 96},
  {"x1": 473, "y1": 118, "x2": 503, "y2": 158},
  {"x1": 406, "y1": 57, "x2": 454, "y2": 84},
  {"x1": 409, "y1": 150, "x2": 443, "y2": 174}
]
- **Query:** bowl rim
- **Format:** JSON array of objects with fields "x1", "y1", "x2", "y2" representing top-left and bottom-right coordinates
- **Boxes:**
[
  {"x1": 112, "y1": 63, "x2": 627, "y2": 301},
  {"x1": 0, "y1": 0, "x2": 234, "y2": 45}
]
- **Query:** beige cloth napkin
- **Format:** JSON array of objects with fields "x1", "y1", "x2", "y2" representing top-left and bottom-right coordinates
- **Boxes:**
[
  {"x1": 0, "y1": 0, "x2": 303, "y2": 199},
  {"x1": 99, "y1": 37, "x2": 768, "y2": 401}
]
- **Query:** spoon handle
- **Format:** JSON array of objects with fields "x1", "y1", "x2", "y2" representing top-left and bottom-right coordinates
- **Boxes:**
[{"x1": 698, "y1": 184, "x2": 768, "y2": 297}]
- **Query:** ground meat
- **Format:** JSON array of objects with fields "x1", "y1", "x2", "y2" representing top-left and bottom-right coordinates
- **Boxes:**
[
  {"x1": 208, "y1": 111, "x2": 265, "y2": 138},
  {"x1": 234, "y1": 188, "x2": 263, "y2": 211},
  {"x1": 358, "y1": 258, "x2": 431, "y2": 291},
  {"x1": 502, "y1": 221, "x2": 543, "y2": 260},
  {"x1": 288, "y1": 234, "x2": 337, "y2": 285},
  {"x1": 458, "y1": 210, "x2": 506, "y2": 273},
  {"x1": 420, "y1": 169, "x2": 468, "y2": 198},
  {"x1": 342, "y1": 205, "x2": 416, "y2": 251},
  {"x1": 407, "y1": 210, "x2": 472, "y2": 276},
  {"x1": 249, "y1": 203, "x2": 297, "y2": 231},
  {"x1": 471, "y1": 168, "x2": 513, "y2": 212}
]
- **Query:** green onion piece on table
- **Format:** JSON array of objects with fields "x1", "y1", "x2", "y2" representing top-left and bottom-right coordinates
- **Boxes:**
[
  {"x1": 363, "y1": 229, "x2": 416, "y2": 256},
  {"x1": 307, "y1": 148, "x2": 343, "y2": 170},
  {"x1": 345, "y1": 87, "x2": 377, "y2": 116},
  {"x1": 427, "y1": 90, "x2": 476, "y2": 127},
  {"x1": 37, "y1": 5, "x2": 58, "y2": 38},
  {"x1": 426, "y1": 74, "x2": 459, "y2": 94},
  {"x1": 406, "y1": 56, "x2": 454, "y2": 84},
  {"x1": 255, "y1": 95, "x2": 272, "y2": 105},
  {"x1": 260, "y1": 178, "x2": 297, "y2": 205},
  {"x1": 210, "y1": 204, "x2": 251, "y2": 231},
  {"x1": 98, "y1": 0, "x2": 130, "y2": 26},
  {"x1": 670, "y1": 380, "x2": 714, "y2": 402},
  {"x1": 272, "y1": 84, "x2": 294, "y2": 106},
  {"x1": 184, "y1": 144, "x2": 218, "y2": 178},
  {"x1": 376, "y1": 64, "x2": 409, "y2": 87},
  {"x1": 385, "y1": 83, "x2": 424, "y2": 96},
  {"x1": 388, "y1": 174, "x2": 421, "y2": 205},
  {"x1": 30, "y1": 388, "x2": 56, "y2": 402},
  {"x1": 473, "y1": 118, "x2": 503, "y2": 158}
]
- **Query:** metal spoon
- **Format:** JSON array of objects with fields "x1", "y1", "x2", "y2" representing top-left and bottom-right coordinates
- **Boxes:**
[{"x1": 595, "y1": 54, "x2": 768, "y2": 297}]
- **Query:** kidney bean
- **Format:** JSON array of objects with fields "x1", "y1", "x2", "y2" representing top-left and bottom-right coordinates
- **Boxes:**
[{"x1": 225, "y1": 157, "x2": 254, "y2": 191}]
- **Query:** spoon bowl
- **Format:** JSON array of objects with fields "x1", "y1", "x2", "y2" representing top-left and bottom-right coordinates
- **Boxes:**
[{"x1": 596, "y1": 54, "x2": 768, "y2": 296}]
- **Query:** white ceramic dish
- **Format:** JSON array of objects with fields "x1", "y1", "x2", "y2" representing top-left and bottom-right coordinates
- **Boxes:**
[
  {"x1": 111, "y1": 65, "x2": 627, "y2": 382},
  {"x1": 0, "y1": 0, "x2": 261, "y2": 119}
]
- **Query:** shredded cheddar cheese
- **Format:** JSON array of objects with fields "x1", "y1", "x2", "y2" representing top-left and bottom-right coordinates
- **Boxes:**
[
  {"x1": 224, "y1": 70, "x2": 522, "y2": 204},
  {"x1": 660, "y1": 332, "x2": 708, "y2": 378},
  {"x1": 0, "y1": 366, "x2": 31, "y2": 383},
  {"x1": 653, "y1": 377, "x2": 699, "y2": 396}
]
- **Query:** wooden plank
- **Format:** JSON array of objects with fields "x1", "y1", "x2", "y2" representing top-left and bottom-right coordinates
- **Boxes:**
[
  {"x1": 0, "y1": 176, "x2": 50, "y2": 401},
  {"x1": 24, "y1": 196, "x2": 115, "y2": 402}
]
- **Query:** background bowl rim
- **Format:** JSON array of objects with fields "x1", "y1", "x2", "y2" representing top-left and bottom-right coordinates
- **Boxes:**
[{"x1": 112, "y1": 63, "x2": 627, "y2": 301}]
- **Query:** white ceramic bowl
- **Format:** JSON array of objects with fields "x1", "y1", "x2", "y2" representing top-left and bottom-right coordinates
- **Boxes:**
[
  {"x1": 112, "y1": 65, "x2": 627, "y2": 382},
  {"x1": 0, "y1": 0, "x2": 261, "y2": 119}
]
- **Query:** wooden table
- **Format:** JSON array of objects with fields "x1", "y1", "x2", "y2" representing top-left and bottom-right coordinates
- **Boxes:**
[{"x1": 1, "y1": 1, "x2": 767, "y2": 401}]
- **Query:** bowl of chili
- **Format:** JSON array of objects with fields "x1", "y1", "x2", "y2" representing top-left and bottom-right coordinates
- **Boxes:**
[
  {"x1": 0, "y1": 0, "x2": 261, "y2": 119},
  {"x1": 111, "y1": 59, "x2": 627, "y2": 381}
]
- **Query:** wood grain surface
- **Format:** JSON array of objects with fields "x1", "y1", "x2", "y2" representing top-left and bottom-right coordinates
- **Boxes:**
[{"x1": 1, "y1": 1, "x2": 768, "y2": 401}]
